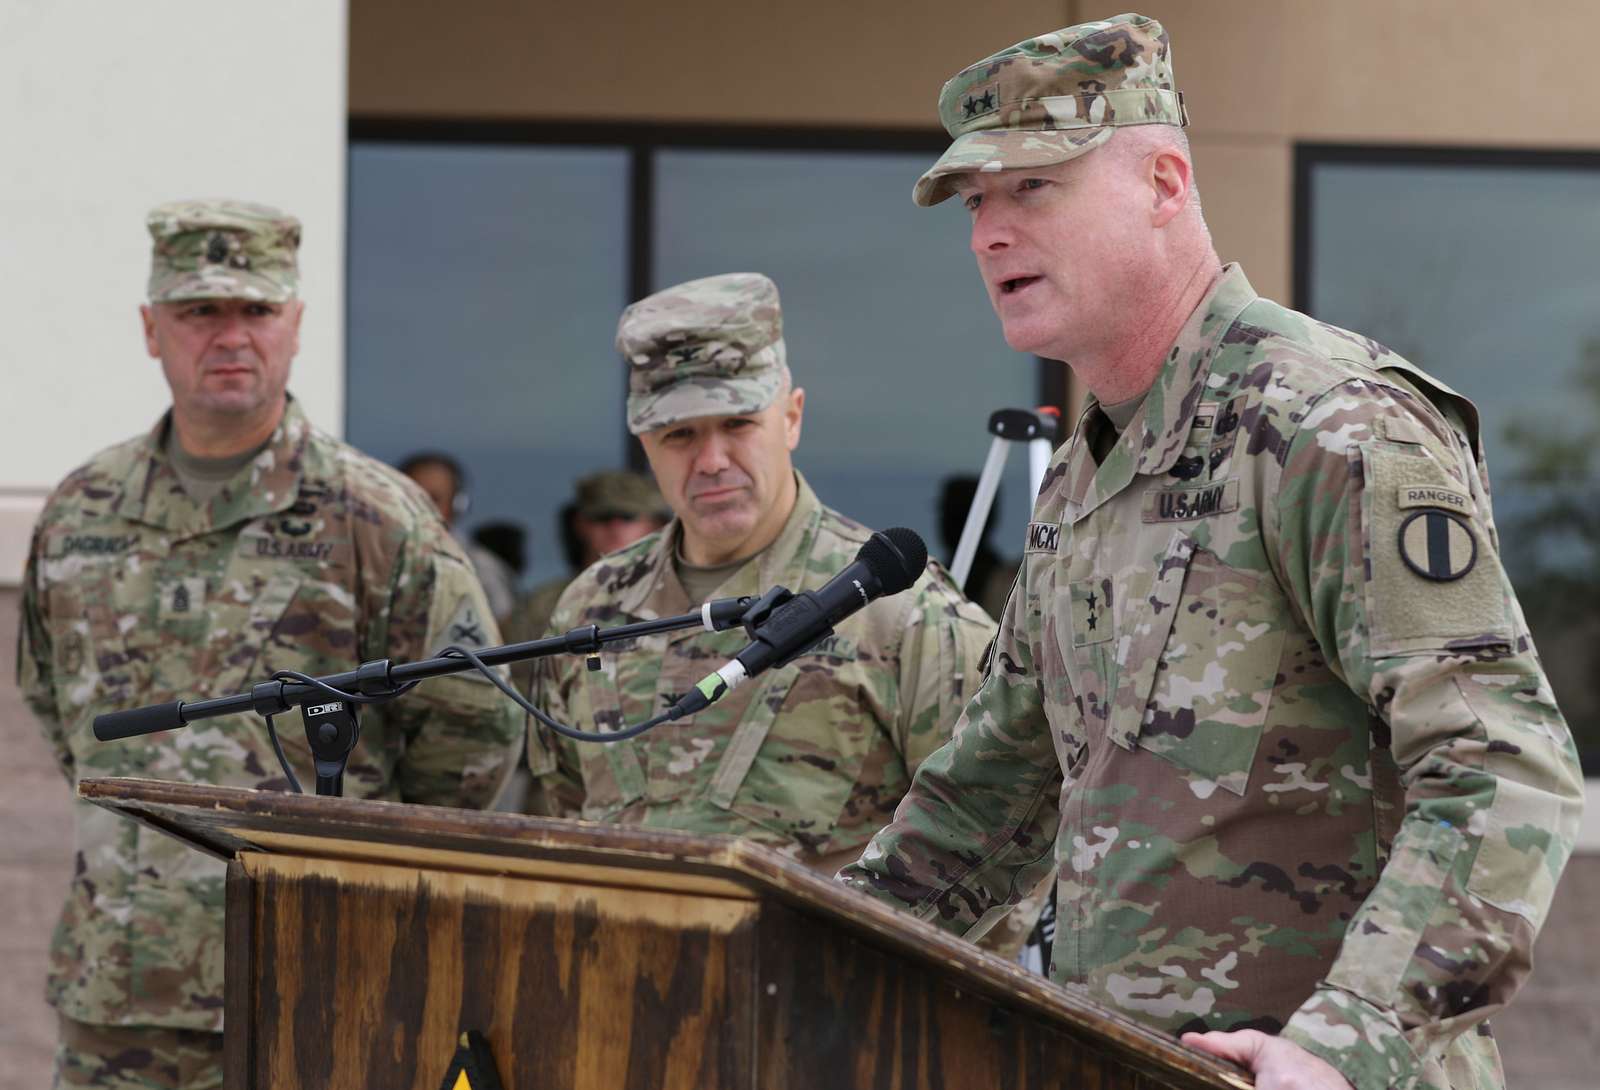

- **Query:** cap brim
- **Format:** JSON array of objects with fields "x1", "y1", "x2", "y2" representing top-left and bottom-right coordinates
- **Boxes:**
[
  {"x1": 151, "y1": 269, "x2": 295, "y2": 304},
  {"x1": 913, "y1": 127, "x2": 1115, "y2": 207},
  {"x1": 627, "y1": 373, "x2": 782, "y2": 436}
]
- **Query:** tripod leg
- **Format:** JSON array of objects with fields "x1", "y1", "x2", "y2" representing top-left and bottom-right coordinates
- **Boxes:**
[
  {"x1": 951, "y1": 435, "x2": 1011, "y2": 589},
  {"x1": 1028, "y1": 436, "x2": 1054, "y2": 502}
]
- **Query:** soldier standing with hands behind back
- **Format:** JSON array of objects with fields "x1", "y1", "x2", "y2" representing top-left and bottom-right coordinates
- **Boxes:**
[
  {"x1": 17, "y1": 200, "x2": 521, "y2": 1089},
  {"x1": 840, "y1": 15, "x2": 1583, "y2": 1090}
]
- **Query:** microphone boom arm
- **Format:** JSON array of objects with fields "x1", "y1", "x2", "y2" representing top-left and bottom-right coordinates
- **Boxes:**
[{"x1": 93, "y1": 596, "x2": 758, "y2": 743}]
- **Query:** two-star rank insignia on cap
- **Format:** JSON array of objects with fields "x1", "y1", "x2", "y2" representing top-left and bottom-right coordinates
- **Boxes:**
[{"x1": 1398, "y1": 509, "x2": 1477, "y2": 581}]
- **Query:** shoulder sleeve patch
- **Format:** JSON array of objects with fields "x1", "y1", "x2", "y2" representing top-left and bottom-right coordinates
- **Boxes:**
[{"x1": 1363, "y1": 446, "x2": 1511, "y2": 654}]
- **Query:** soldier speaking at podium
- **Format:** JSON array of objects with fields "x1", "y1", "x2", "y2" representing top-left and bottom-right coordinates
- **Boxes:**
[
  {"x1": 839, "y1": 15, "x2": 1584, "y2": 1090},
  {"x1": 16, "y1": 199, "x2": 521, "y2": 1089}
]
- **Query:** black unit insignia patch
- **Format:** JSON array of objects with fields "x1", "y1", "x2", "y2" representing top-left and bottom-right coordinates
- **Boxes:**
[{"x1": 1398, "y1": 509, "x2": 1477, "y2": 582}]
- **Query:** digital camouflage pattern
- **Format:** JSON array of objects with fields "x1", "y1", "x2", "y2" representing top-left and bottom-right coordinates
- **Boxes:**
[
  {"x1": 621, "y1": 272, "x2": 789, "y2": 435},
  {"x1": 17, "y1": 397, "x2": 523, "y2": 1032},
  {"x1": 840, "y1": 265, "x2": 1584, "y2": 1090},
  {"x1": 145, "y1": 198, "x2": 301, "y2": 303},
  {"x1": 525, "y1": 474, "x2": 1053, "y2": 954},
  {"x1": 915, "y1": 13, "x2": 1189, "y2": 207}
]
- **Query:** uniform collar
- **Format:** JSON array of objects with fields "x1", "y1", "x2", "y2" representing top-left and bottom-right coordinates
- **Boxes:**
[
  {"x1": 115, "y1": 396, "x2": 312, "y2": 537},
  {"x1": 1064, "y1": 264, "x2": 1258, "y2": 521},
  {"x1": 614, "y1": 470, "x2": 825, "y2": 631}
]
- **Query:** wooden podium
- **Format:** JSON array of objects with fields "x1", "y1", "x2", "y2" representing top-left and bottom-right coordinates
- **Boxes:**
[{"x1": 81, "y1": 777, "x2": 1249, "y2": 1090}]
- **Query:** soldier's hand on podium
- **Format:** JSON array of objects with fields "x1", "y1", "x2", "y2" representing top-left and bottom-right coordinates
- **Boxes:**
[{"x1": 1181, "y1": 1029, "x2": 1354, "y2": 1090}]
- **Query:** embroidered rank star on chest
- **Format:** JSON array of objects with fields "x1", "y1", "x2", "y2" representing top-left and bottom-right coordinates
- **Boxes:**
[{"x1": 1070, "y1": 578, "x2": 1114, "y2": 646}]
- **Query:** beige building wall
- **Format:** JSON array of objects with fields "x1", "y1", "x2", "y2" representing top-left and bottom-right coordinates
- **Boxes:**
[{"x1": 351, "y1": 0, "x2": 1600, "y2": 309}]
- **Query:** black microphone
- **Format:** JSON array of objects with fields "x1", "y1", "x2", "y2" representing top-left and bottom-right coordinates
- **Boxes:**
[{"x1": 668, "y1": 527, "x2": 928, "y2": 718}]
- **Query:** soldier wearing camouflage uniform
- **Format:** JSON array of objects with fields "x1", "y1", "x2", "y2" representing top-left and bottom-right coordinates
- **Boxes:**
[
  {"x1": 839, "y1": 15, "x2": 1584, "y2": 1090},
  {"x1": 525, "y1": 273, "x2": 1052, "y2": 951},
  {"x1": 16, "y1": 200, "x2": 522, "y2": 1089}
]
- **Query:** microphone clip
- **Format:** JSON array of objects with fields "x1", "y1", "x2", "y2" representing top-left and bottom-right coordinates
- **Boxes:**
[
  {"x1": 736, "y1": 585, "x2": 836, "y2": 672},
  {"x1": 300, "y1": 699, "x2": 361, "y2": 797},
  {"x1": 736, "y1": 585, "x2": 795, "y2": 637}
]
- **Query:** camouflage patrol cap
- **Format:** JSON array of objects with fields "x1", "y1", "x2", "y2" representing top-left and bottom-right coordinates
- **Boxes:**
[
  {"x1": 573, "y1": 470, "x2": 668, "y2": 521},
  {"x1": 146, "y1": 199, "x2": 302, "y2": 303},
  {"x1": 914, "y1": 13, "x2": 1188, "y2": 207},
  {"x1": 619, "y1": 272, "x2": 788, "y2": 436}
]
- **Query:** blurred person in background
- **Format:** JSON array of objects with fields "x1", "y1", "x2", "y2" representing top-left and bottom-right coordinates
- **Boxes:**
[
  {"x1": 471, "y1": 520, "x2": 529, "y2": 586},
  {"x1": 504, "y1": 470, "x2": 668, "y2": 648},
  {"x1": 399, "y1": 451, "x2": 518, "y2": 623}
]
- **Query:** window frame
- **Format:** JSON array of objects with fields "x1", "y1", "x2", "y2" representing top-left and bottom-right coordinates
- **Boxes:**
[{"x1": 347, "y1": 116, "x2": 1070, "y2": 468}]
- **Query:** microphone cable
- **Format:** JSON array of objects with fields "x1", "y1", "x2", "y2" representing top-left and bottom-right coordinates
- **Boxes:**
[
  {"x1": 433, "y1": 643, "x2": 684, "y2": 743},
  {"x1": 252, "y1": 646, "x2": 686, "y2": 792}
]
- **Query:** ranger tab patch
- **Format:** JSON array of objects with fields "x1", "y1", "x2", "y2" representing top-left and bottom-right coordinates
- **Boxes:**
[
  {"x1": 1397, "y1": 484, "x2": 1470, "y2": 513},
  {"x1": 1398, "y1": 509, "x2": 1477, "y2": 581}
]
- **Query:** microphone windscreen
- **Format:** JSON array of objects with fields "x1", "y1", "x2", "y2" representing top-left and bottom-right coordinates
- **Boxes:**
[{"x1": 861, "y1": 527, "x2": 928, "y2": 595}]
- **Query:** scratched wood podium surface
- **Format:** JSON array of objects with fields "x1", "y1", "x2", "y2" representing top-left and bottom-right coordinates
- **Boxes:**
[{"x1": 80, "y1": 778, "x2": 1250, "y2": 1090}]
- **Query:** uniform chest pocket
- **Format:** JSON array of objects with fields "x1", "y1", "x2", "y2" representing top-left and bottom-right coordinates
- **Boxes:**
[
  {"x1": 206, "y1": 570, "x2": 306, "y2": 696},
  {"x1": 1114, "y1": 538, "x2": 1286, "y2": 795},
  {"x1": 721, "y1": 638, "x2": 869, "y2": 851},
  {"x1": 574, "y1": 652, "x2": 649, "y2": 818}
]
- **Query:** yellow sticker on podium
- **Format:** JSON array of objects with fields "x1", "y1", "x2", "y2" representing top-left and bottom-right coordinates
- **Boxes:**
[{"x1": 436, "y1": 1030, "x2": 504, "y2": 1090}]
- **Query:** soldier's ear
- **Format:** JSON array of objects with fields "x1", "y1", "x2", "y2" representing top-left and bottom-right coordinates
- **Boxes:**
[
  {"x1": 1149, "y1": 149, "x2": 1192, "y2": 229},
  {"x1": 140, "y1": 304, "x2": 160, "y2": 360},
  {"x1": 784, "y1": 386, "x2": 805, "y2": 450},
  {"x1": 289, "y1": 300, "x2": 305, "y2": 356}
]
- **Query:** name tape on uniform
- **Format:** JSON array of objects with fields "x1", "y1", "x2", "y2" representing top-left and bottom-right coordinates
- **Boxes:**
[{"x1": 1025, "y1": 522, "x2": 1060, "y2": 554}]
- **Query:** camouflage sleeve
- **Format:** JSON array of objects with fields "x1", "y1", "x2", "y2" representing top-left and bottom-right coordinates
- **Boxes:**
[
  {"x1": 840, "y1": 570, "x2": 1063, "y2": 945},
  {"x1": 1268, "y1": 380, "x2": 1585, "y2": 1090},
  {"x1": 376, "y1": 526, "x2": 521, "y2": 809},
  {"x1": 892, "y1": 567, "x2": 999, "y2": 773},
  {"x1": 522, "y1": 599, "x2": 586, "y2": 818},
  {"x1": 15, "y1": 525, "x2": 75, "y2": 782}
]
